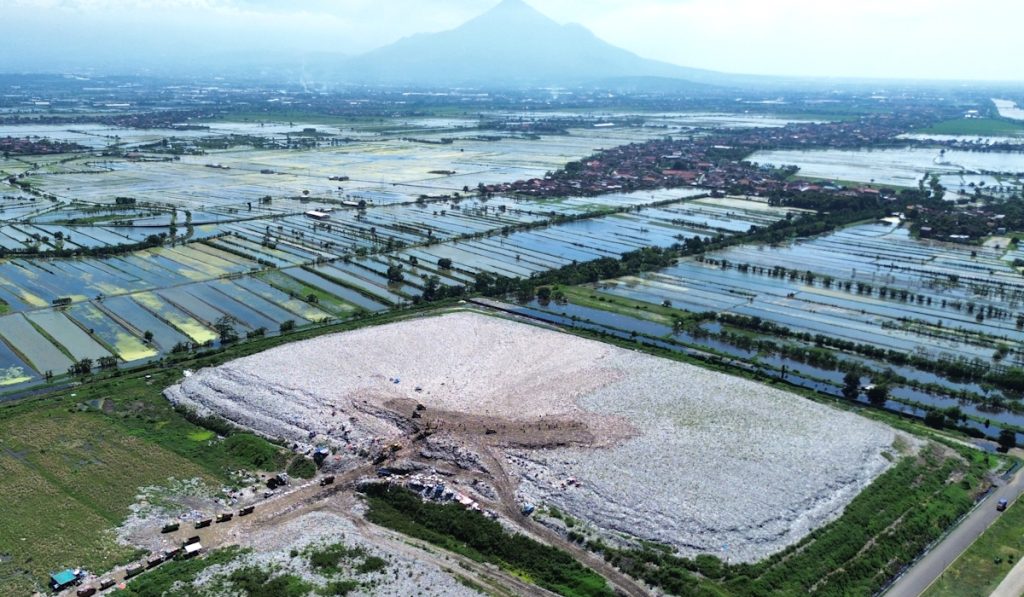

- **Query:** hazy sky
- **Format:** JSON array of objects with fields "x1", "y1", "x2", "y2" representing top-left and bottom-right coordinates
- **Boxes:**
[{"x1": 2, "y1": 0, "x2": 1022, "y2": 81}]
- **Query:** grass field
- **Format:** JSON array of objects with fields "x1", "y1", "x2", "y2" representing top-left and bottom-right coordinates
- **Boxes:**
[
  {"x1": 0, "y1": 367, "x2": 286, "y2": 595},
  {"x1": 925, "y1": 492, "x2": 1024, "y2": 597},
  {"x1": 0, "y1": 411, "x2": 211, "y2": 594},
  {"x1": 559, "y1": 285, "x2": 678, "y2": 324},
  {"x1": 923, "y1": 118, "x2": 1024, "y2": 136}
]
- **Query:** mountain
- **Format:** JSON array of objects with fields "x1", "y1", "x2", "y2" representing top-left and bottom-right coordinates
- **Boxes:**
[{"x1": 338, "y1": 0, "x2": 726, "y2": 88}]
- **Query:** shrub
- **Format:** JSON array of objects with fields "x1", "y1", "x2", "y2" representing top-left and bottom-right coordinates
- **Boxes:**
[{"x1": 287, "y1": 456, "x2": 317, "y2": 479}]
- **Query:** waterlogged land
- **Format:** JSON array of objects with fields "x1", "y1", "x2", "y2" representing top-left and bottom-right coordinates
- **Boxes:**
[
  {"x1": 751, "y1": 146, "x2": 1024, "y2": 188},
  {"x1": 1, "y1": 92, "x2": 1024, "y2": 596},
  {"x1": 520, "y1": 221, "x2": 1024, "y2": 442}
]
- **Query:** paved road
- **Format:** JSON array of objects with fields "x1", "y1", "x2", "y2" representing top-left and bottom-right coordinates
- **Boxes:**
[{"x1": 885, "y1": 468, "x2": 1024, "y2": 597}]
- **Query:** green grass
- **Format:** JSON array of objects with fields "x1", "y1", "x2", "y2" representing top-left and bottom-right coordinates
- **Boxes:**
[
  {"x1": 256, "y1": 270, "x2": 359, "y2": 317},
  {"x1": 560, "y1": 285, "x2": 682, "y2": 324},
  {"x1": 286, "y1": 455, "x2": 317, "y2": 479},
  {"x1": 925, "y1": 492, "x2": 1024, "y2": 597},
  {"x1": 120, "y1": 546, "x2": 248, "y2": 597},
  {"x1": 227, "y1": 565, "x2": 313, "y2": 597},
  {"x1": 0, "y1": 407, "x2": 211, "y2": 595},
  {"x1": 363, "y1": 485, "x2": 613, "y2": 597},
  {"x1": 187, "y1": 429, "x2": 215, "y2": 442},
  {"x1": 0, "y1": 369, "x2": 286, "y2": 595},
  {"x1": 0, "y1": 299, "x2": 8, "y2": 315},
  {"x1": 307, "y1": 543, "x2": 369, "y2": 576},
  {"x1": 922, "y1": 118, "x2": 1024, "y2": 136}
]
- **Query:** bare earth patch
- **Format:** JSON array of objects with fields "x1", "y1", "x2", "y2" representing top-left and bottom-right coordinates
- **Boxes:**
[{"x1": 167, "y1": 311, "x2": 896, "y2": 563}]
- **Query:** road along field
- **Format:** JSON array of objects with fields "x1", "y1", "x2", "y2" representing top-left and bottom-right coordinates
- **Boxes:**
[{"x1": 166, "y1": 310, "x2": 901, "y2": 563}]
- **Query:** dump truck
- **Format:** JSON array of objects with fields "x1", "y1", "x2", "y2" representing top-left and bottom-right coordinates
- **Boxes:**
[
  {"x1": 125, "y1": 563, "x2": 144, "y2": 578},
  {"x1": 195, "y1": 518, "x2": 212, "y2": 529},
  {"x1": 319, "y1": 475, "x2": 335, "y2": 486},
  {"x1": 216, "y1": 512, "x2": 234, "y2": 523},
  {"x1": 161, "y1": 521, "x2": 180, "y2": 533},
  {"x1": 239, "y1": 505, "x2": 255, "y2": 516}
]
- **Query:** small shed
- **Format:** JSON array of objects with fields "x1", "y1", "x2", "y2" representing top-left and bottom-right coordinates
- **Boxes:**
[{"x1": 50, "y1": 569, "x2": 79, "y2": 590}]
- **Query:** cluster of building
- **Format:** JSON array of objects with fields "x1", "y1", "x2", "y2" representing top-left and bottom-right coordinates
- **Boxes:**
[
  {"x1": 0, "y1": 136, "x2": 84, "y2": 156},
  {"x1": 481, "y1": 115, "x2": 929, "y2": 200}
]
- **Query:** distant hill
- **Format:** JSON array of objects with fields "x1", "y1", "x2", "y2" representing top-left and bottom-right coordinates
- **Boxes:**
[{"x1": 337, "y1": 0, "x2": 729, "y2": 88}]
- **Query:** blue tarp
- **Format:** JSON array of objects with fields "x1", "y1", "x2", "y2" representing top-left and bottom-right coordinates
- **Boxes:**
[{"x1": 50, "y1": 569, "x2": 77, "y2": 588}]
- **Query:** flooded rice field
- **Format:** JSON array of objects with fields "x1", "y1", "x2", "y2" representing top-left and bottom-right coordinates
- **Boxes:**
[{"x1": 750, "y1": 146, "x2": 1024, "y2": 187}]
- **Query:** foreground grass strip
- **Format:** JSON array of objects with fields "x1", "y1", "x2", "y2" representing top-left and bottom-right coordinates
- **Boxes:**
[
  {"x1": 362, "y1": 485, "x2": 613, "y2": 597},
  {"x1": 924, "y1": 493, "x2": 1024, "y2": 597}
]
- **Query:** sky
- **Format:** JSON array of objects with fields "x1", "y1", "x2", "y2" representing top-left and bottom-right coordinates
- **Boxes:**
[{"x1": 1, "y1": 0, "x2": 1022, "y2": 81}]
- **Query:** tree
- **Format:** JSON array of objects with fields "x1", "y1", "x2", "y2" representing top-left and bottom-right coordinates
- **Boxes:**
[
  {"x1": 214, "y1": 316, "x2": 240, "y2": 345},
  {"x1": 536, "y1": 286, "x2": 553, "y2": 302},
  {"x1": 386, "y1": 264, "x2": 405, "y2": 283},
  {"x1": 143, "y1": 330, "x2": 154, "y2": 343},
  {"x1": 842, "y1": 371, "x2": 861, "y2": 400},
  {"x1": 422, "y1": 275, "x2": 441, "y2": 301},
  {"x1": 998, "y1": 429, "x2": 1017, "y2": 453},
  {"x1": 866, "y1": 385, "x2": 889, "y2": 407},
  {"x1": 438, "y1": 258, "x2": 452, "y2": 270},
  {"x1": 474, "y1": 271, "x2": 495, "y2": 293},
  {"x1": 924, "y1": 410, "x2": 945, "y2": 429},
  {"x1": 280, "y1": 320, "x2": 296, "y2": 333},
  {"x1": 68, "y1": 358, "x2": 93, "y2": 376}
]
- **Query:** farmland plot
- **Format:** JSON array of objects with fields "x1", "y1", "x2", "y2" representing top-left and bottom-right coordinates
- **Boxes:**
[
  {"x1": 0, "y1": 314, "x2": 72, "y2": 374},
  {"x1": 25, "y1": 311, "x2": 112, "y2": 362},
  {"x1": 65, "y1": 302, "x2": 156, "y2": 362},
  {"x1": 99, "y1": 295, "x2": 193, "y2": 350}
]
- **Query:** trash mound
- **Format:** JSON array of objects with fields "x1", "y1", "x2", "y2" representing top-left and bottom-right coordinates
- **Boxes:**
[{"x1": 166, "y1": 311, "x2": 896, "y2": 562}]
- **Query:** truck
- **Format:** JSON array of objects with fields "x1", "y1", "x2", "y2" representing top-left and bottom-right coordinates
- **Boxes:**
[{"x1": 161, "y1": 521, "x2": 180, "y2": 533}]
